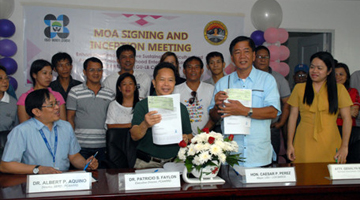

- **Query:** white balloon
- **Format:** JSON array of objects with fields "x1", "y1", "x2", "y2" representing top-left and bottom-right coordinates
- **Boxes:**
[
  {"x1": 251, "y1": 0, "x2": 283, "y2": 31},
  {"x1": 0, "y1": 0, "x2": 15, "y2": 19}
]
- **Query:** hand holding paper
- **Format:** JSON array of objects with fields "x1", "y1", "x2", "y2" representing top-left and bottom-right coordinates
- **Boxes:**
[
  {"x1": 144, "y1": 110, "x2": 162, "y2": 128},
  {"x1": 219, "y1": 99, "x2": 247, "y2": 117},
  {"x1": 214, "y1": 91, "x2": 228, "y2": 108}
]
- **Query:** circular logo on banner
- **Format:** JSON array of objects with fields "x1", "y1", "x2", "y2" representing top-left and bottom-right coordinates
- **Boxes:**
[{"x1": 204, "y1": 20, "x2": 227, "y2": 45}]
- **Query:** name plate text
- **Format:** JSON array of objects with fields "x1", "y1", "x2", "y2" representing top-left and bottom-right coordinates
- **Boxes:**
[
  {"x1": 234, "y1": 166, "x2": 296, "y2": 183},
  {"x1": 27, "y1": 172, "x2": 92, "y2": 193},
  {"x1": 328, "y1": 164, "x2": 360, "y2": 180},
  {"x1": 122, "y1": 171, "x2": 180, "y2": 190}
]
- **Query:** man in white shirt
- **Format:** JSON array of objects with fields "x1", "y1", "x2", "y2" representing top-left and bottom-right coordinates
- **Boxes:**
[
  {"x1": 103, "y1": 45, "x2": 151, "y2": 99},
  {"x1": 173, "y1": 56, "x2": 215, "y2": 135}
]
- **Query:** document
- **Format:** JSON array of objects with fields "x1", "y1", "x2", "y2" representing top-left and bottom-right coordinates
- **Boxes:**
[
  {"x1": 224, "y1": 89, "x2": 252, "y2": 135},
  {"x1": 148, "y1": 94, "x2": 183, "y2": 145}
]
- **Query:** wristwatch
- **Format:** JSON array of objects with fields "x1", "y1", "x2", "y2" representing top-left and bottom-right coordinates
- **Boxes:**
[
  {"x1": 33, "y1": 165, "x2": 40, "y2": 174},
  {"x1": 247, "y1": 108, "x2": 253, "y2": 118}
]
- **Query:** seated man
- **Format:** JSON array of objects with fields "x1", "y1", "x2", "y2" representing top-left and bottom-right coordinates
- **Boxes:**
[
  {"x1": 130, "y1": 62, "x2": 193, "y2": 169},
  {"x1": 0, "y1": 89, "x2": 98, "y2": 174}
]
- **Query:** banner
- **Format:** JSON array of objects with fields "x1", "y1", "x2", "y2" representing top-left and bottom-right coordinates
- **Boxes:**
[{"x1": 24, "y1": 5, "x2": 244, "y2": 84}]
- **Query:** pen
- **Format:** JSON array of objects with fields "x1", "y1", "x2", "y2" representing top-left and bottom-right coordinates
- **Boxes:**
[
  {"x1": 84, "y1": 151, "x2": 98, "y2": 171},
  {"x1": 335, "y1": 148, "x2": 338, "y2": 163}
]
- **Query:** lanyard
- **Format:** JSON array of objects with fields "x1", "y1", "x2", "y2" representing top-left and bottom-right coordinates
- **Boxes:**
[{"x1": 39, "y1": 126, "x2": 58, "y2": 167}]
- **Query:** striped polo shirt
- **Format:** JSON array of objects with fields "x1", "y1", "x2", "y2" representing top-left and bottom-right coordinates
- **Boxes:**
[{"x1": 67, "y1": 83, "x2": 115, "y2": 148}]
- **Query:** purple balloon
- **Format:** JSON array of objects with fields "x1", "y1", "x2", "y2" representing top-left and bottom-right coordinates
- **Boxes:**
[
  {"x1": 9, "y1": 76, "x2": 18, "y2": 91},
  {"x1": 0, "y1": 57, "x2": 18, "y2": 75},
  {"x1": 0, "y1": 39, "x2": 17, "y2": 57},
  {"x1": 250, "y1": 30, "x2": 265, "y2": 46},
  {"x1": 0, "y1": 19, "x2": 16, "y2": 37}
]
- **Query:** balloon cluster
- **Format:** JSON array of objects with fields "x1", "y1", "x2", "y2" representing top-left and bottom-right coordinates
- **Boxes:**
[
  {"x1": 250, "y1": 0, "x2": 289, "y2": 77},
  {"x1": 0, "y1": 19, "x2": 18, "y2": 90},
  {"x1": 264, "y1": 27, "x2": 290, "y2": 77}
]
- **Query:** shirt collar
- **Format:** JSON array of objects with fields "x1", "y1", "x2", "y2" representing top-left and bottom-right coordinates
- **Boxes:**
[
  {"x1": 233, "y1": 65, "x2": 257, "y2": 82},
  {"x1": 32, "y1": 118, "x2": 59, "y2": 131},
  {"x1": 0, "y1": 92, "x2": 10, "y2": 103},
  {"x1": 82, "y1": 81, "x2": 104, "y2": 89}
]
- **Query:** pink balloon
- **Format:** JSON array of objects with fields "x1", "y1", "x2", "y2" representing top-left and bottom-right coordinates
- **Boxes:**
[
  {"x1": 268, "y1": 45, "x2": 280, "y2": 61},
  {"x1": 264, "y1": 27, "x2": 279, "y2": 43},
  {"x1": 279, "y1": 45, "x2": 290, "y2": 61},
  {"x1": 278, "y1": 62, "x2": 290, "y2": 76},
  {"x1": 278, "y1": 28, "x2": 289, "y2": 44},
  {"x1": 270, "y1": 61, "x2": 280, "y2": 70}
]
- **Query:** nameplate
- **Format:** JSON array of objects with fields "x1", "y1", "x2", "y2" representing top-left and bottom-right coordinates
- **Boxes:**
[
  {"x1": 122, "y1": 171, "x2": 180, "y2": 190},
  {"x1": 26, "y1": 172, "x2": 92, "y2": 193},
  {"x1": 328, "y1": 164, "x2": 360, "y2": 180},
  {"x1": 234, "y1": 166, "x2": 296, "y2": 183}
]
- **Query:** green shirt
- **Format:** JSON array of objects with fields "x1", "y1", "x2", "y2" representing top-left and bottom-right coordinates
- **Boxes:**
[{"x1": 132, "y1": 97, "x2": 192, "y2": 159}]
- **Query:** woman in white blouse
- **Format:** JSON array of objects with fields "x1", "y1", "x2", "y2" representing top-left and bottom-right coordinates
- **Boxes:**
[{"x1": 106, "y1": 73, "x2": 139, "y2": 128}]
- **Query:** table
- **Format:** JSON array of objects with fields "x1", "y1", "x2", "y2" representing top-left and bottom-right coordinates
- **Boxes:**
[{"x1": 1, "y1": 163, "x2": 360, "y2": 199}]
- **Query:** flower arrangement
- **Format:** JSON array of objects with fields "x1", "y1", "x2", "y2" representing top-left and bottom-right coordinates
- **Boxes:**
[{"x1": 176, "y1": 128, "x2": 244, "y2": 178}]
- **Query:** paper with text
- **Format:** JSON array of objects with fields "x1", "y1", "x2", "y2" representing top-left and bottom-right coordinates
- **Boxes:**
[
  {"x1": 224, "y1": 89, "x2": 252, "y2": 135},
  {"x1": 148, "y1": 94, "x2": 182, "y2": 145}
]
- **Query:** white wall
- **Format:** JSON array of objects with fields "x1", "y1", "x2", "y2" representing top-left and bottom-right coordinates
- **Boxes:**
[{"x1": 6, "y1": 0, "x2": 360, "y2": 96}]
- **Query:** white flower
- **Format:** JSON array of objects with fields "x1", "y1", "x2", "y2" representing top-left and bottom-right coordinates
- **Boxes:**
[
  {"x1": 218, "y1": 153, "x2": 226, "y2": 163},
  {"x1": 178, "y1": 148, "x2": 187, "y2": 160},
  {"x1": 187, "y1": 145, "x2": 196, "y2": 156},
  {"x1": 193, "y1": 155, "x2": 202, "y2": 166},
  {"x1": 214, "y1": 140, "x2": 225, "y2": 150},
  {"x1": 230, "y1": 141, "x2": 239, "y2": 152},
  {"x1": 210, "y1": 144, "x2": 222, "y2": 156},
  {"x1": 198, "y1": 151, "x2": 211, "y2": 164},
  {"x1": 194, "y1": 143, "x2": 205, "y2": 152}
]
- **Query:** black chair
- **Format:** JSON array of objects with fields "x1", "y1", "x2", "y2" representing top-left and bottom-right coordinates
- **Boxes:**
[
  {"x1": 0, "y1": 131, "x2": 10, "y2": 159},
  {"x1": 104, "y1": 128, "x2": 138, "y2": 169}
]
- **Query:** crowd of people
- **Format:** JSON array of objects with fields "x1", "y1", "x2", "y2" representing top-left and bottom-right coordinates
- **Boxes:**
[{"x1": 0, "y1": 35, "x2": 359, "y2": 174}]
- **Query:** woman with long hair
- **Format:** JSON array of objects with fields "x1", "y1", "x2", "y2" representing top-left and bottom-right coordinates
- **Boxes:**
[
  {"x1": 106, "y1": 73, "x2": 139, "y2": 128},
  {"x1": 17, "y1": 59, "x2": 66, "y2": 123},
  {"x1": 287, "y1": 52, "x2": 352, "y2": 163}
]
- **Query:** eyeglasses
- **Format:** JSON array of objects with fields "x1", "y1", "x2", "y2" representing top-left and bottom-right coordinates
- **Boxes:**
[
  {"x1": 88, "y1": 68, "x2": 103, "y2": 72},
  {"x1": 296, "y1": 74, "x2": 307, "y2": 78},
  {"x1": 189, "y1": 91, "x2": 197, "y2": 105},
  {"x1": 0, "y1": 76, "x2": 10, "y2": 82},
  {"x1": 42, "y1": 101, "x2": 60, "y2": 108},
  {"x1": 255, "y1": 55, "x2": 270, "y2": 59}
]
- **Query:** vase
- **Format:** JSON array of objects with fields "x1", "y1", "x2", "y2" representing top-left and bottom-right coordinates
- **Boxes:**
[{"x1": 191, "y1": 161, "x2": 220, "y2": 180}]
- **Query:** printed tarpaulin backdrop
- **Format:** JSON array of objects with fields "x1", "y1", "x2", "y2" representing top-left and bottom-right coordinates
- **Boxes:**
[{"x1": 24, "y1": 5, "x2": 244, "y2": 85}]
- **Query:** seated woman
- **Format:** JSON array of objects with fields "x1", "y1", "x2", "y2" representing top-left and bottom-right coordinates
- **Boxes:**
[
  {"x1": 335, "y1": 63, "x2": 360, "y2": 126},
  {"x1": 0, "y1": 65, "x2": 18, "y2": 131},
  {"x1": 17, "y1": 59, "x2": 66, "y2": 123},
  {"x1": 149, "y1": 52, "x2": 186, "y2": 95},
  {"x1": 287, "y1": 52, "x2": 352, "y2": 164},
  {"x1": 106, "y1": 73, "x2": 139, "y2": 129}
]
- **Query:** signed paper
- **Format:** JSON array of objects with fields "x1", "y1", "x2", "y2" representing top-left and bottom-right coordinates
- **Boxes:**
[
  {"x1": 148, "y1": 94, "x2": 182, "y2": 145},
  {"x1": 224, "y1": 89, "x2": 252, "y2": 135}
]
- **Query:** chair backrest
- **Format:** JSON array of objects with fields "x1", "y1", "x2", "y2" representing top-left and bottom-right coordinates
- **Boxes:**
[
  {"x1": 0, "y1": 131, "x2": 10, "y2": 159},
  {"x1": 106, "y1": 128, "x2": 138, "y2": 169}
]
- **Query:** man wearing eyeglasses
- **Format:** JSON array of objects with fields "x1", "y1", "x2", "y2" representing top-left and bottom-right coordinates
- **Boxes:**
[
  {"x1": 254, "y1": 46, "x2": 291, "y2": 163},
  {"x1": 66, "y1": 57, "x2": 115, "y2": 168},
  {"x1": 209, "y1": 36, "x2": 281, "y2": 167},
  {"x1": 0, "y1": 89, "x2": 98, "y2": 174},
  {"x1": 173, "y1": 56, "x2": 215, "y2": 135}
]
